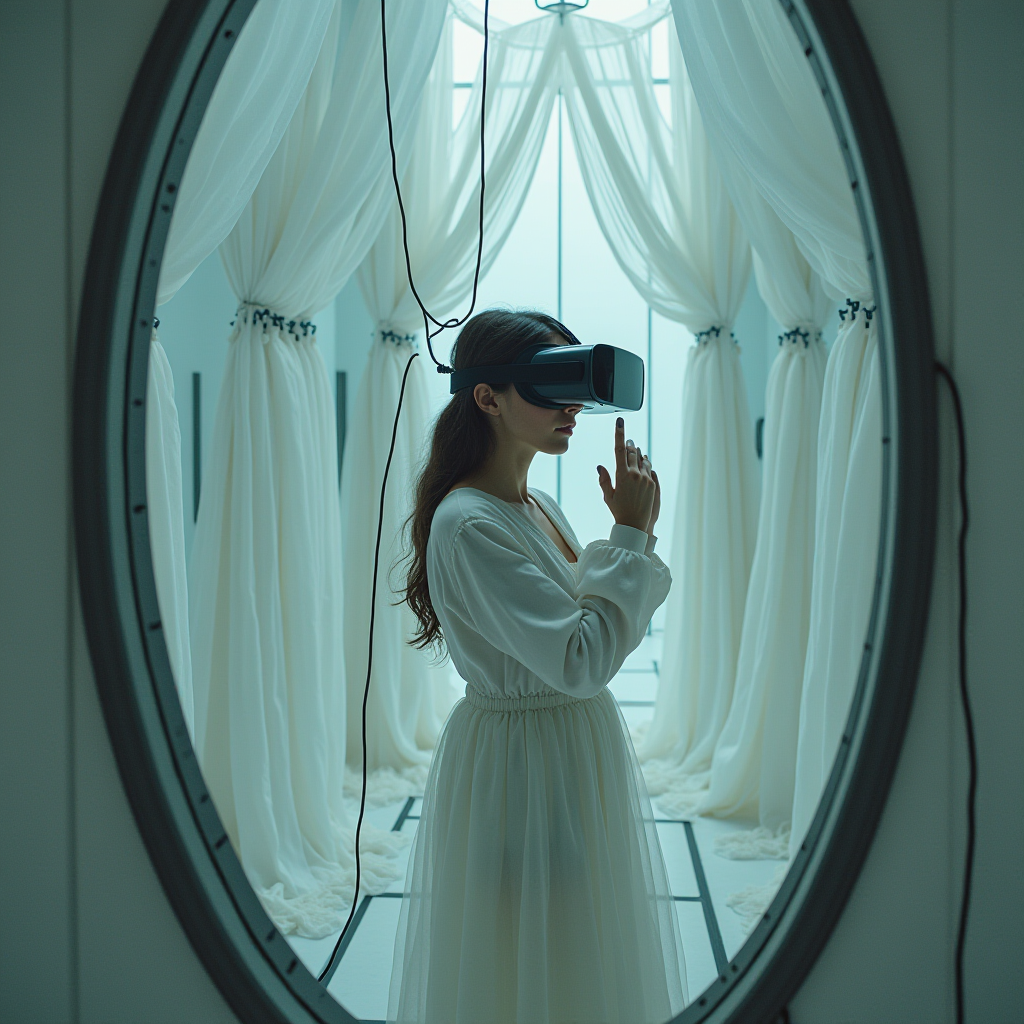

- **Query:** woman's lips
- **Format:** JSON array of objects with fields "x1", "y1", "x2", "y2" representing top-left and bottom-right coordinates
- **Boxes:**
[{"x1": 555, "y1": 424, "x2": 574, "y2": 434}]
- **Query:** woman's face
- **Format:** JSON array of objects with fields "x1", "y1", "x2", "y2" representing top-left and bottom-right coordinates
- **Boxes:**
[{"x1": 474, "y1": 336, "x2": 584, "y2": 456}]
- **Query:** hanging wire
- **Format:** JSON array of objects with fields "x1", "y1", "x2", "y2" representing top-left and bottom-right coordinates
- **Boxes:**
[
  {"x1": 382, "y1": 0, "x2": 492, "y2": 372},
  {"x1": 936, "y1": 361, "x2": 975, "y2": 1024},
  {"x1": 318, "y1": 0, "x2": 491, "y2": 988}
]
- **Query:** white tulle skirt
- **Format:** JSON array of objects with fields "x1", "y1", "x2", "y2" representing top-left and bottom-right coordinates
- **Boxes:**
[{"x1": 387, "y1": 686, "x2": 688, "y2": 1024}]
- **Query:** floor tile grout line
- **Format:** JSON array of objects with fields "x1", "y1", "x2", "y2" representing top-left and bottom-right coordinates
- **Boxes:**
[
  {"x1": 391, "y1": 795, "x2": 417, "y2": 832},
  {"x1": 327, "y1": 795, "x2": 420, "y2": 980},
  {"x1": 683, "y1": 821, "x2": 729, "y2": 975},
  {"x1": 324, "y1": 894, "x2": 374, "y2": 979}
]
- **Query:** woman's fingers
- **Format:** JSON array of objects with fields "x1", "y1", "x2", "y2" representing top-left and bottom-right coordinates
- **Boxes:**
[
  {"x1": 625, "y1": 437, "x2": 639, "y2": 471},
  {"x1": 596, "y1": 464, "x2": 613, "y2": 504},
  {"x1": 617, "y1": 421, "x2": 656, "y2": 486},
  {"x1": 614, "y1": 418, "x2": 627, "y2": 474}
]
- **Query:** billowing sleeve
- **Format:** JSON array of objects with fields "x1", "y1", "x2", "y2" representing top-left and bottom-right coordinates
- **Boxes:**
[{"x1": 442, "y1": 516, "x2": 672, "y2": 699}]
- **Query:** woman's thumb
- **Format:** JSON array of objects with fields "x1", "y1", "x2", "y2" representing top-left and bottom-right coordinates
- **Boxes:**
[{"x1": 596, "y1": 465, "x2": 613, "y2": 503}]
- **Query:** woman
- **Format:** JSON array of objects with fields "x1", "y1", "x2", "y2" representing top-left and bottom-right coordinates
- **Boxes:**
[{"x1": 388, "y1": 309, "x2": 687, "y2": 1024}]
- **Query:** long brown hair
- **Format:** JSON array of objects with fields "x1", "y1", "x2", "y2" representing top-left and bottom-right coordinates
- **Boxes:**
[{"x1": 398, "y1": 308, "x2": 576, "y2": 658}]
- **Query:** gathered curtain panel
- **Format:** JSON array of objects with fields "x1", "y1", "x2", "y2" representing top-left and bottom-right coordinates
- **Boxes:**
[
  {"x1": 145, "y1": 335, "x2": 195, "y2": 738},
  {"x1": 557, "y1": 10, "x2": 759, "y2": 791},
  {"x1": 147, "y1": 0, "x2": 336, "y2": 740},
  {"x1": 671, "y1": 0, "x2": 883, "y2": 859},
  {"x1": 187, "y1": 0, "x2": 448, "y2": 938},
  {"x1": 343, "y1": 6, "x2": 563, "y2": 792},
  {"x1": 697, "y1": 196, "x2": 832, "y2": 849}
]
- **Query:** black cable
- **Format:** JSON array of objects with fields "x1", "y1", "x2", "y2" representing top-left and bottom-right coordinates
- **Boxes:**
[
  {"x1": 936, "y1": 361, "x2": 974, "y2": 1024},
  {"x1": 318, "y1": 348, "x2": 419, "y2": 987},
  {"x1": 318, "y1": 0, "x2": 491, "y2": 987},
  {"x1": 381, "y1": 0, "x2": 491, "y2": 371}
]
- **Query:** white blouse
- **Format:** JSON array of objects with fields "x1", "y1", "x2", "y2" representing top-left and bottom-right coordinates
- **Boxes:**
[{"x1": 426, "y1": 486, "x2": 671, "y2": 701}]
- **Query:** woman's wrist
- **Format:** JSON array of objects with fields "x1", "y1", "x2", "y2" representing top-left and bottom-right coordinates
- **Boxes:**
[{"x1": 613, "y1": 515, "x2": 649, "y2": 532}]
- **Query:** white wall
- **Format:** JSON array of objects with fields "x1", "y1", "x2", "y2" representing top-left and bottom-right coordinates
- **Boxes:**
[
  {"x1": 0, "y1": 1, "x2": 1020, "y2": 1022},
  {"x1": 0, "y1": 1, "x2": 237, "y2": 1020}
]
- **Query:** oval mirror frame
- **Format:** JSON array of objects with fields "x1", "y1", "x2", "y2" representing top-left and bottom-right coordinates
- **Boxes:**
[{"x1": 72, "y1": 0, "x2": 938, "y2": 1021}]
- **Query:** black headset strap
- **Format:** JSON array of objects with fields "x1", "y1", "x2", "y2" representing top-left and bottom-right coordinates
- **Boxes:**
[{"x1": 450, "y1": 359, "x2": 585, "y2": 393}]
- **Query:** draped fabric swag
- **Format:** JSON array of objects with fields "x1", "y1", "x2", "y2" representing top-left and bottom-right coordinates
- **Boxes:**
[
  {"x1": 556, "y1": 12, "x2": 759, "y2": 791},
  {"x1": 342, "y1": 7, "x2": 563, "y2": 798},
  {"x1": 148, "y1": 0, "x2": 336, "y2": 738},
  {"x1": 672, "y1": 0, "x2": 882, "y2": 866},
  {"x1": 186, "y1": 0, "x2": 448, "y2": 937}
]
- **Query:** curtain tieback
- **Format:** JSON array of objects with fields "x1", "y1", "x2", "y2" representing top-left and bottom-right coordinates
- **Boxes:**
[
  {"x1": 378, "y1": 325, "x2": 418, "y2": 350},
  {"x1": 778, "y1": 326, "x2": 823, "y2": 348},
  {"x1": 231, "y1": 302, "x2": 317, "y2": 340},
  {"x1": 837, "y1": 298, "x2": 876, "y2": 323},
  {"x1": 694, "y1": 324, "x2": 735, "y2": 345}
]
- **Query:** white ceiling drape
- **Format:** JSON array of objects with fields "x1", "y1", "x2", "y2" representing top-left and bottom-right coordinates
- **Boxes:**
[
  {"x1": 186, "y1": 0, "x2": 448, "y2": 938},
  {"x1": 156, "y1": 0, "x2": 337, "y2": 306},
  {"x1": 558, "y1": 13, "x2": 759, "y2": 792},
  {"x1": 146, "y1": 0, "x2": 336, "y2": 741},
  {"x1": 341, "y1": 9, "x2": 564, "y2": 791},
  {"x1": 671, "y1": 0, "x2": 882, "y2": 859}
]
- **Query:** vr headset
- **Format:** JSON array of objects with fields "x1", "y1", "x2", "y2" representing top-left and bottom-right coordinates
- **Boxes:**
[{"x1": 448, "y1": 334, "x2": 645, "y2": 413}]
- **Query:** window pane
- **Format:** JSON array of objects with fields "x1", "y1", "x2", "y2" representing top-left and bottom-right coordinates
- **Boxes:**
[
  {"x1": 559, "y1": 99, "x2": 648, "y2": 543},
  {"x1": 650, "y1": 17, "x2": 670, "y2": 81},
  {"x1": 452, "y1": 17, "x2": 482, "y2": 84}
]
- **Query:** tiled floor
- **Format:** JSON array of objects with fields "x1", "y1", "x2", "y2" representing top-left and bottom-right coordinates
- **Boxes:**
[{"x1": 287, "y1": 630, "x2": 783, "y2": 1021}]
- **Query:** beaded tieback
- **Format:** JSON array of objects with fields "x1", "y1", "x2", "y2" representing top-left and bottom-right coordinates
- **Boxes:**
[
  {"x1": 837, "y1": 298, "x2": 876, "y2": 323},
  {"x1": 777, "y1": 326, "x2": 823, "y2": 347},
  {"x1": 379, "y1": 327, "x2": 418, "y2": 349},
  {"x1": 694, "y1": 324, "x2": 737, "y2": 345},
  {"x1": 231, "y1": 303, "x2": 317, "y2": 339}
]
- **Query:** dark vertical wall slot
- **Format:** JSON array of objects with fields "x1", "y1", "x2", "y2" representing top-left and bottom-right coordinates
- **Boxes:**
[
  {"x1": 755, "y1": 416, "x2": 765, "y2": 460},
  {"x1": 192, "y1": 372, "x2": 201, "y2": 521},
  {"x1": 336, "y1": 371, "x2": 348, "y2": 483}
]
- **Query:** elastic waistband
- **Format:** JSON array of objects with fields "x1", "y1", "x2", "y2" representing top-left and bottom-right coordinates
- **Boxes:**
[{"x1": 463, "y1": 686, "x2": 588, "y2": 713}]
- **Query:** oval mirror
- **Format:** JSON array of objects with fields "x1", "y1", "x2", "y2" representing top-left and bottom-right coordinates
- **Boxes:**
[{"x1": 73, "y1": 0, "x2": 936, "y2": 1021}]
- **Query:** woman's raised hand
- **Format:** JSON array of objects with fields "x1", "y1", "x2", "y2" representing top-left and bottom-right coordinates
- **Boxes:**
[{"x1": 596, "y1": 418, "x2": 658, "y2": 533}]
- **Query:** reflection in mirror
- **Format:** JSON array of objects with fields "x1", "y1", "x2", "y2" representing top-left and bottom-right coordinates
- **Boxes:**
[{"x1": 149, "y1": 0, "x2": 883, "y2": 1019}]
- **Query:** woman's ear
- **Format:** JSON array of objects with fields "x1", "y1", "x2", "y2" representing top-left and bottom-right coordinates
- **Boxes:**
[{"x1": 473, "y1": 383, "x2": 502, "y2": 418}]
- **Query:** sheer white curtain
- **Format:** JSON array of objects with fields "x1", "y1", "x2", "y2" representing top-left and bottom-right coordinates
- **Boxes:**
[
  {"x1": 560, "y1": 14, "x2": 759, "y2": 793},
  {"x1": 145, "y1": 336, "x2": 195, "y2": 737},
  {"x1": 343, "y1": 8, "x2": 562, "y2": 793},
  {"x1": 697, "y1": 197, "x2": 831, "y2": 850},
  {"x1": 672, "y1": 0, "x2": 882, "y2": 857},
  {"x1": 147, "y1": 0, "x2": 336, "y2": 736},
  {"x1": 188, "y1": 0, "x2": 447, "y2": 938}
]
